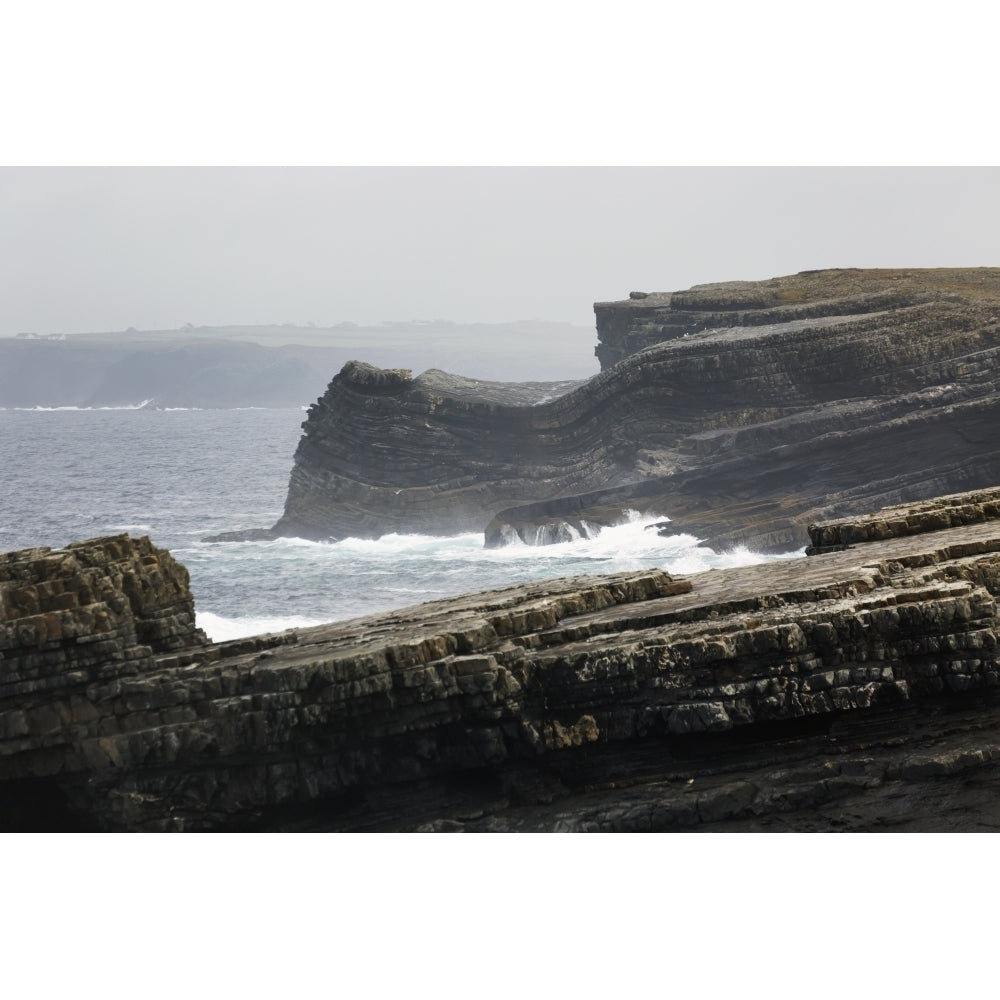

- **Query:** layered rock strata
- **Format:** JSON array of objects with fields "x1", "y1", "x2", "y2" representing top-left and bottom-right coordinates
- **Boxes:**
[
  {"x1": 591, "y1": 268, "x2": 998, "y2": 368},
  {"x1": 232, "y1": 268, "x2": 1000, "y2": 552},
  {"x1": 258, "y1": 363, "x2": 593, "y2": 540},
  {"x1": 0, "y1": 535, "x2": 208, "y2": 827},
  {"x1": 10, "y1": 488, "x2": 1000, "y2": 830}
]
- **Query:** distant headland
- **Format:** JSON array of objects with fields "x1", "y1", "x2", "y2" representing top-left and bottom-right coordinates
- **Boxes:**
[
  {"x1": 211, "y1": 267, "x2": 1000, "y2": 554},
  {"x1": 0, "y1": 320, "x2": 597, "y2": 409}
]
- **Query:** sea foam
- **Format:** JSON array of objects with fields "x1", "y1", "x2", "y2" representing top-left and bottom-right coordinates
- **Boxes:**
[
  {"x1": 197, "y1": 611, "x2": 327, "y2": 643},
  {"x1": 185, "y1": 513, "x2": 802, "y2": 636}
]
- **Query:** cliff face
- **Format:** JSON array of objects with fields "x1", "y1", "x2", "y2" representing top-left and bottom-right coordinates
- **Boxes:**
[
  {"x1": 264, "y1": 268, "x2": 1000, "y2": 551},
  {"x1": 10, "y1": 488, "x2": 1000, "y2": 831},
  {"x1": 0, "y1": 535, "x2": 207, "y2": 828},
  {"x1": 591, "y1": 268, "x2": 1000, "y2": 368},
  {"x1": 270, "y1": 362, "x2": 595, "y2": 539}
]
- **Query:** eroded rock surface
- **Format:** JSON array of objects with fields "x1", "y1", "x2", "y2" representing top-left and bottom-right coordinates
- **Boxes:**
[
  {"x1": 243, "y1": 267, "x2": 1000, "y2": 552},
  {"x1": 10, "y1": 489, "x2": 1000, "y2": 831}
]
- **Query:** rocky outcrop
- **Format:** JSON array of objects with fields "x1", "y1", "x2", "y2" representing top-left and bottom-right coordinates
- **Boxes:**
[
  {"x1": 11, "y1": 488, "x2": 1000, "y2": 831},
  {"x1": 806, "y1": 488, "x2": 1000, "y2": 554},
  {"x1": 0, "y1": 535, "x2": 208, "y2": 827},
  {"x1": 246, "y1": 267, "x2": 1000, "y2": 552},
  {"x1": 262, "y1": 363, "x2": 592, "y2": 540},
  {"x1": 590, "y1": 268, "x2": 983, "y2": 368}
]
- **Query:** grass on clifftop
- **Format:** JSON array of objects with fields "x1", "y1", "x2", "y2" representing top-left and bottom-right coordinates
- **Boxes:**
[{"x1": 673, "y1": 267, "x2": 1000, "y2": 311}]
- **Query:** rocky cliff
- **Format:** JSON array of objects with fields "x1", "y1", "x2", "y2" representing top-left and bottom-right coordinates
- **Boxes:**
[
  {"x1": 245, "y1": 267, "x2": 1000, "y2": 552},
  {"x1": 10, "y1": 488, "x2": 1000, "y2": 831}
]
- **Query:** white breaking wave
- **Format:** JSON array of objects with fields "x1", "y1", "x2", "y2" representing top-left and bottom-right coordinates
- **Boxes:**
[
  {"x1": 2, "y1": 406, "x2": 806, "y2": 637},
  {"x1": 5, "y1": 400, "x2": 155, "y2": 411},
  {"x1": 183, "y1": 514, "x2": 804, "y2": 633},
  {"x1": 197, "y1": 611, "x2": 326, "y2": 643},
  {"x1": 192, "y1": 512, "x2": 802, "y2": 573}
]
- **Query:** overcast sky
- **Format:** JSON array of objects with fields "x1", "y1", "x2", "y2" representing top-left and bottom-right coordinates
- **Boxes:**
[
  {"x1": 5, "y1": 0, "x2": 999, "y2": 969},
  {"x1": 2, "y1": 166, "x2": 998, "y2": 335}
]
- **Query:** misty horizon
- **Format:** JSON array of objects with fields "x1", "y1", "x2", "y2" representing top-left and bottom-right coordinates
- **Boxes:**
[
  {"x1": 8, "y1": 317, "x2": 598, "y2": 340},
  {"x1": 3, "y1": 166, "x2": 999, "y2": 338}
]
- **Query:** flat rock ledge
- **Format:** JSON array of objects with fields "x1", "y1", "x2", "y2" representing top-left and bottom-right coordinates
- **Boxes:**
[{"x1": 9, "y1": 490, "x2": 1000, "y2": 830}]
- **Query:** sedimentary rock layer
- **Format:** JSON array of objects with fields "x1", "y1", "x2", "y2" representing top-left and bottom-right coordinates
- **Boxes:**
[
  {"x1": 252, "y1": 268, "x2": 1000, "y2": 552},
  {"x1": 10, "y1": 488, "x2": 1000, "y2": 831}
]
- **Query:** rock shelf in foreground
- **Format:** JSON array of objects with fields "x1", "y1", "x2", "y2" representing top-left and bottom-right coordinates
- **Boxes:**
[{"x1": 8, "y1": 488, "x2": 1000, "y2": 830}]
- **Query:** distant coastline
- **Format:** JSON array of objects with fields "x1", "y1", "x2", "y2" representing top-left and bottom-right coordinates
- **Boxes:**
[{"x1": 0, "y1": 320, "x2": 598, "y2": 409}]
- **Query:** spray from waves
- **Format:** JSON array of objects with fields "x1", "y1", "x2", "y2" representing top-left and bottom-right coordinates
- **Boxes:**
[
  {"x1": 197, "y1": 611, "x2": 327, "y2": 643},
  {"x1": 331, "y1": 510, "x2": 780, "y2": 564},
  {"x1": 181, "y1": 511, "x2": 805, "y2": 636}
]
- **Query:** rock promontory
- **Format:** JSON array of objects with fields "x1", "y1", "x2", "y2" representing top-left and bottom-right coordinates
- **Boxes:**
[
  {"x1": 10, "y1": 487, "x2": 1000, "y2": 831},
  {"x1": 238, "y1": 267, "x2": 1000, "y2": 552}
]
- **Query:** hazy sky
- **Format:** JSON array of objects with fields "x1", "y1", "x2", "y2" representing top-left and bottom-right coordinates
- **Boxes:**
[
  {"x1": 3, "y1": 1, "x2": 997, "y2": 972},
  {"x1": 2, "y1": 166, "x2": 998, "y2": 336}
]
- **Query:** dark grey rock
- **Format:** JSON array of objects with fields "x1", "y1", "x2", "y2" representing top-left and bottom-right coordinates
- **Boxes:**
[
  {"x1": 248, "y1": 268, "x2": 1000, "y2": 553},
  {"x1": 9, "y1": 495, "x2": 1000, "y2": 830}
]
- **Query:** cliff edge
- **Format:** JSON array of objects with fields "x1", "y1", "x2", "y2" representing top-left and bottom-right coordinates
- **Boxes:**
[{"x1": 236, "y1": 268, "x2": 1000, "y2": 552}]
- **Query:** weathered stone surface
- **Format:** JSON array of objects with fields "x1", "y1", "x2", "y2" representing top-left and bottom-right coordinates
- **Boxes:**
[
  {"x1": 242, "y1": 267, "x2": 1000, "y2": 552},
  {"x1": 265, "y1": 363, "x2": 591, "y2": 540},
  {"x1": 10, "y1": 490, "x2": 1000, "y2": 831},
  {"x1": 806, "y1": 486, "x2": 1000, "y2": 552}
]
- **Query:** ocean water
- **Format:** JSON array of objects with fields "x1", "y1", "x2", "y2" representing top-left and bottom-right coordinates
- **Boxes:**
[{"x1": 0, "y1": 407, "x2": 803, "y2": 641}]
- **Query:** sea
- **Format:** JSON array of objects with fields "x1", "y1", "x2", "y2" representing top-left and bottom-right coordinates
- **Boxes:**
[{"x1": 0, "y1": 406, "x2": 803, "y2": 642}]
